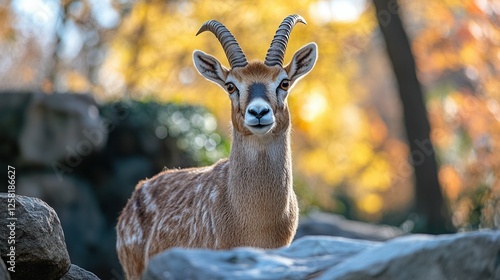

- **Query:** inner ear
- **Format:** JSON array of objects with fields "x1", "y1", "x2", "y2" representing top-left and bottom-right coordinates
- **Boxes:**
[
  {"x1": 193, "y1": 50, "x2": 229, "y2": 88},
  {"x1": 285, "y1": 43, "x2": 318, "y2": 86}
]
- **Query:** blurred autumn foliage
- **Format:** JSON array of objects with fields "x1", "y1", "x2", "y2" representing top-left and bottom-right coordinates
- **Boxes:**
[{"x1": 1, "y1": 0, "x2": 499, "y2": 230}]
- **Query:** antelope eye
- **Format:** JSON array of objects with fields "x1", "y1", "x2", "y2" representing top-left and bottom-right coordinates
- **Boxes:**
[
  {"x1": 279, "y1": 79, "x2": 290, "y2": 91},
  {"x1": 225, "y1": 82, "x2": 237, "y2": 94}
]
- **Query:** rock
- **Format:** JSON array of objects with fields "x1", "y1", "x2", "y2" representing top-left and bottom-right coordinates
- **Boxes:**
[
  {"x1": 143, "y1": 236, "x2": 376, "y2": 280},
  {"x1": 319, "y1": 231, "x2": 500, "y2": 280},
  {"x1": 0, "y1": 194, "x2": 71, "y2": 280},
  {"x1": 19, "y1": 92, "x2": 106, "y2": 166},
  {"x1": 143, "y1": 231, "x2": 500, "y2": 280},
  {"x1": 0, "y1": 260, "x2": 11, "y2": 280},
  {"x1": 296, "y1": 211, "x2": 404, "y2": 241},
  {"x1": 61, "y1": 264, "x2": 100, "y2": 280}
]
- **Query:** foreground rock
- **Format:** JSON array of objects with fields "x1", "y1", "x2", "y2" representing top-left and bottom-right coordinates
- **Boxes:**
[
  {"x1": 144, "y1": 231, "x2": 500, "y2": 280},
  {"x1": 61, "y1": 264, "x2": 100, "y2": 280},
  {"x1": 319, "y1": 231, "x2": 500, "y2": 280},
  {"x1": 0, "y1": 194, "x2": 71, "y2": 280},
  {"x1": 0, "y1": 194, "x2": 99, "y2": 280},
  {"x1": 144, "y1": 237, "x2": 375, "y2": 280}
]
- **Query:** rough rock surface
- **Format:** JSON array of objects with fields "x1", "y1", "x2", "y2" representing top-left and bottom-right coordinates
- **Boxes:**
[
  {"x1": 61, "y1": 264, "x2": 100, "y2": 280},
  {"x1": 144, "y1": 231, "x2": 500, "y2": 280},
  {"x1": 319, "y1": 231, "x2": 500, "y2": 280},
  {"x1": 143, "y1": 237, "x2": 375, "y2": 280},
  {"x1": 295, "y1": 211, "x2": 405, "y2": 241},
  {"x1": 0, "y1": 194, "x2": 71, "y2": 280}
]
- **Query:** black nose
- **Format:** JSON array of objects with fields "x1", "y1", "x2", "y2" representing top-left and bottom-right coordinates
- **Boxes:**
[{"x1": 248, "y1": 107, "x2": 270, "y2": 119}]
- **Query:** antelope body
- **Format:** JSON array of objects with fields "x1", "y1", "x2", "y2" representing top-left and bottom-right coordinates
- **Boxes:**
[{"x1": 116, "y1": 14, "x2": 317, "y2": 279}]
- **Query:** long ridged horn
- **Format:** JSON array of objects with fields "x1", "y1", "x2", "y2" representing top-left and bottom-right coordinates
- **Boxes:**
[
  {"x1": 196, "y1": 20, "x2": 248, "y2": 68},
  {"x1": 264, "y1": 14, "x2": 306, "y2": 67}
]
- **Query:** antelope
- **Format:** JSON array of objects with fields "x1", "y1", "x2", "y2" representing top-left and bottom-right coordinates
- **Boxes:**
[{"x1": 116, "y1": 14, "x2": 317, "y2": 279}]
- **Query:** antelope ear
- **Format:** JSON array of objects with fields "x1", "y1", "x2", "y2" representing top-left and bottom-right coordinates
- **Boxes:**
[
  {"x1": 193, "y1": 50, "x2": 229, "y2": 88},
  {"x1": 285, "y1": 43, "x2": 318, "y2": 86}
]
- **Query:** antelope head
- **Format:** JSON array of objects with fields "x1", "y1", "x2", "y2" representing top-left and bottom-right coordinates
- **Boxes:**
[{"x1": 193, "y1": 14, "x2": 317, "y2": 136}]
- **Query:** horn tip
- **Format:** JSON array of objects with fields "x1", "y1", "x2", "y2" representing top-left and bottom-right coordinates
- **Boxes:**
[
  {"x1": 196, "y1": 20, "x2": 216, "y2": 36},
  {"x1": 293, "y1": 14, "x2": 307, "y2": 25}
]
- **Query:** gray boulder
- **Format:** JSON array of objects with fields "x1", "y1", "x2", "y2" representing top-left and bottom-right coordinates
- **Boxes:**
[
  {"x1": 61, "y1": 264, "x2": 100, "y2": 280},
  {"x1": 320, "y1": 231, "x2": 500, "y2": 280},
  {"x1": 144, "y1": 236, "x2": 376, "y2": 280},
  {"x1": 144, "y1": 231, "x2": 500, "y2": 280},
  {"x1": 143, "y1": 236, "x2": 376, "y2": 280},
  {"x1": 296, "y1": 211, "x2": 404, "y2": 241},
  {"x1": 0, "y1": 194, "x2": 71, "y2": 280}
]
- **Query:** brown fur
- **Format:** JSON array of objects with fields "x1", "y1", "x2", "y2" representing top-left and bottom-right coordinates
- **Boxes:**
[{"x1": 116, "y1": 61, "x2": 299, "y2": 280}]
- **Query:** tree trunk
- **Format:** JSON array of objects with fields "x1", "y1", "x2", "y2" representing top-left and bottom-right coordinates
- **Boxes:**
[{"x1": 373, "y1": 0, "x2": 453, "y2": 233}]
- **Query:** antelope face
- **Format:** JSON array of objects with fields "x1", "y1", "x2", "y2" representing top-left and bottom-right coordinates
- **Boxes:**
[
  {"x1": 193, "y1": 15, "x2": 317, "y2": 136},
  {"x1": 225, "y1": 63, "x2": 285, "y2": 135}
]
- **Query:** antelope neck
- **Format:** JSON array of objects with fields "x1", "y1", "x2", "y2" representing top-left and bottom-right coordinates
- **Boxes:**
[{"x1": 228, "y1": 130, "x2": 292, "y2": 200}]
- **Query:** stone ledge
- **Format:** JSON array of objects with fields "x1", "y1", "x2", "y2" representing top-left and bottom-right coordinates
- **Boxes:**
[{"x1": 144, "y1": 231, "x2": 500, "y2": 280}]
